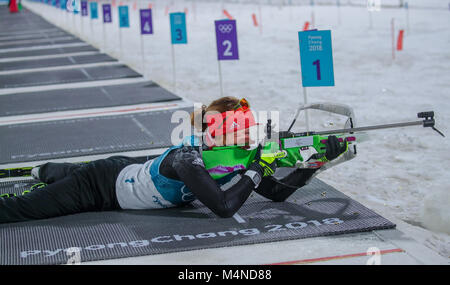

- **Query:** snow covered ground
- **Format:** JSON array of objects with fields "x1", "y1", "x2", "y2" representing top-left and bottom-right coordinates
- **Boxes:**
[{"x1": 25, "y1": 0, "x2": 449, "y2": 258}]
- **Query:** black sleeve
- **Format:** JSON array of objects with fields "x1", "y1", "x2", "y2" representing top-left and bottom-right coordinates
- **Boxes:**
[
  {"x1": 254, "y1": 168, "x2": 318, "y2": 202},
  {"x1": 171, "y1": 146, "x2": 258, "y2": 218}
]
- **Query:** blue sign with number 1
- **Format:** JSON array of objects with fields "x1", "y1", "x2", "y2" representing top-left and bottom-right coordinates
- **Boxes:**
[
  {"x1": 170, "y1": 13, "x2": 187, "y2": 44},
  {"x1": 298, "y1": 30, "x2": 335, "y2": 87}
]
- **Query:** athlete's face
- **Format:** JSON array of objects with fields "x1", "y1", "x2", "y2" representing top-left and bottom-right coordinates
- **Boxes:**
[{"x1": 220, "y1": 127, "x2": 254, "y2": 146}]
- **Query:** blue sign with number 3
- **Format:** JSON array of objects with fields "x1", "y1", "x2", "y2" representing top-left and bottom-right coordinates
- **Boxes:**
[
  {"x1": 298, "y1": 30, "x2": 335, "y2": 87},
  {"x1": 170, "y1": 13, "x2": 187, "y2": 44}
]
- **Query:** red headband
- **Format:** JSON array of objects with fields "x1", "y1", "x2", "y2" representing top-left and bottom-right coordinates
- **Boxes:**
[{"x1": 205, "y1": 109, "x2": 257, "y2": 138}]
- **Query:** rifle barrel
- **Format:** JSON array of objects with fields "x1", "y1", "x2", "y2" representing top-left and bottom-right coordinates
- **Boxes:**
[{"x1": 298, "y1": 120, "x2": 423, "y2": 136}]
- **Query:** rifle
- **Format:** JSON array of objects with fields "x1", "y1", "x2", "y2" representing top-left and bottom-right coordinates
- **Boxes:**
[{"x1": 261, "y1": 103, "x2": 444, "y2": 170}]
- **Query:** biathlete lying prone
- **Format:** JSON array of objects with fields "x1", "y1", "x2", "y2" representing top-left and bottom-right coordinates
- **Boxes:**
[{"x1": 0, "y1": 97, "x2": 347, "y2": 223}]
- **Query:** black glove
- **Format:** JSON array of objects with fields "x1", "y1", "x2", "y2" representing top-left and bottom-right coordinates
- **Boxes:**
[
  {"x1": 173, "y1": 146, "x2": 205, "y2": 168},
  {"x1": 247, "y1": 144, "x2": 277, "y2": 177},
  {"x1": 324, "y1": 135, "x2": 347, "y2": 161}
]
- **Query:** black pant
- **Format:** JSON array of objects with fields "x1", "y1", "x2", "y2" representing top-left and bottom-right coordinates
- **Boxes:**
[{"x1": 0, "y1": 156, "x2": 139, "y2": 223}]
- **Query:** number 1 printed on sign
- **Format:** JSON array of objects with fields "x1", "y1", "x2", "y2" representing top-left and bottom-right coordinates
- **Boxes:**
[{"x1": 313, "y1": 59, "x2": 321, "y2": 80}]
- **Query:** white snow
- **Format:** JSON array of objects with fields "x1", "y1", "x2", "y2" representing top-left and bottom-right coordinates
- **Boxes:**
[{"x1": 25, "y1": 0, "x2": 449, "y2": 258}]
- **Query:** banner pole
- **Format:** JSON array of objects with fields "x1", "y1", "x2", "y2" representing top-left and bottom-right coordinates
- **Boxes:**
[
  {"x1": 102, "y1": 17, "x2": 106, "y2": 52},
  {"x1": 218, "y1": 60, "x2": 224, "y2": 97},
  {"x1": 258, "y1": 2, "x2": 262, "y2": 34},
  {"x1": 391, "y1": 18, "x2": 395, "y2": 60},
  {"x1": 81, "y1": 9, "x2": 84, "y2": 35},
  {"x1": 171, "y1": 44, "x2": 176, "y2": 91},
  {"x1": 406, "y1": 4, "x2": 410, "y2": 34},
  {"x1": 337, "y1": 0, "x2": 341, "y2": 26},
  {"x1": 90, "y1": 9, "x2": 93, "y2": 36},
  {"x1": 119, "y1": 27, "x2": 123, "y2": 58},
  {"x1": 141, "y1": 33, "x2": 146, "y2": 77},
  {"x1": 73, "y1": 10, "x2": 76, "y2": 36},
  {"x1": 302, "y1": 87, "x2": 310, "y2": 132}
]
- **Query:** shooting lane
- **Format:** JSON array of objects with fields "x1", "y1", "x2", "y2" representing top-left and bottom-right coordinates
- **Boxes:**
[{"x1": 0, "y1": 1, "x2": 446, "y2": 266}]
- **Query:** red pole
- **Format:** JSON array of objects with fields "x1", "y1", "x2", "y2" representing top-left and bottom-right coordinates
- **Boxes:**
[
  {"x1": 223, "y1": 9, "x2": 233, "y2": 20},
  {"x1": 252, "y1": 13, "x2": 258, "y2": 27},
  {"x1": 303, "y1": 21, "x2": 310, "y2": 31},
  {"x1": 397, "y1": 30, "x2": 404, "y2": 51}
]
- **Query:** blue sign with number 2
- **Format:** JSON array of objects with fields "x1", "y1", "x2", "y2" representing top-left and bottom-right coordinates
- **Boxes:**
[
  {"x1": 298, "y1": 30, "x2": 334, "y2": 87},
  {"x1": 170, "y1": 13, "x2": 187, "y2": 44}
]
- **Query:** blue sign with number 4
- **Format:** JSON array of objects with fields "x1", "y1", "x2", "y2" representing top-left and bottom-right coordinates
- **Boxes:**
[
  {"x1": 170, "y1": 13, "x2": 187, "y2": 44},
  {"x1": 298, "y1": 30, "x2": 335, "y2": 87}
]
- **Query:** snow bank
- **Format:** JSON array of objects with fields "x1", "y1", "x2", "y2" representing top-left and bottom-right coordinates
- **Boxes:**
[{"x1": 421, "y1": 187, "x2": 450, "y2": 235}]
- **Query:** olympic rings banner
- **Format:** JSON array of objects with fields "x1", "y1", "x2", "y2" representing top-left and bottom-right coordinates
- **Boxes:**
[
  {"x1": 215, "y1": 19, "x2": 239, "y2": 60},
  {"x1": 140, "y1": 9, "x2": 153, "y2": 35},
  {"x1": 81, "y1": 0, "x2": 88, "y2": 16},
  {"x1": 102, "y1": 4, "x2": 112, "y2": 23}
]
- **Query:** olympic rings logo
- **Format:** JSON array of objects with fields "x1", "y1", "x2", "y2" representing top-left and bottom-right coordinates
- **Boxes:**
[
  {"x1": 180, "y1": 185, "x2": 195, "y2": 202},
  {"x1": 218, "y1": 24, "x2": 233, "y2": 34}
]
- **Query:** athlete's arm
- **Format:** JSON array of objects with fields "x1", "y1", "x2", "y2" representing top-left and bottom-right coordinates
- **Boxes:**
[
  {"x1": 254, "y1": 135, "x2": 346, "y2": 202},
  {"x1": 254, "y1": 168, "x2": 318, "y2": 202},
  {"x1": 169, "y1": 146, "x2": 261, "y2": 218}
]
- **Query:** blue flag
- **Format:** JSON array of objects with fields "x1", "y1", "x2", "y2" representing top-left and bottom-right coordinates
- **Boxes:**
[
  {"x1": 170, "y1": 13, "x2": 187, "y2": 44},
  {"x1": 298, "y1": 30, "x2": 335, "y2": 87}
]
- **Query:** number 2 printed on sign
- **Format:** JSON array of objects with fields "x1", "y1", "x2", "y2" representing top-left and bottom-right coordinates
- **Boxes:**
[
  {"x1": 223, "y1": 40, "x2": 233, "y2": 56},
  {"x1": 215, "y1": 20, "x2": 239, "y2": 60}
]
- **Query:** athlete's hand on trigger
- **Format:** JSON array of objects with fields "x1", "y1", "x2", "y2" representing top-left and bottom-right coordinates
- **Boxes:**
[
  {"x1": 249, "y1": 144, "x2": 277, "y2": 177},
  {"x1": 324, "y1": 135, "x2": 348, "y2": 161}
]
